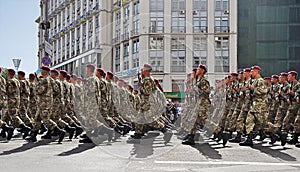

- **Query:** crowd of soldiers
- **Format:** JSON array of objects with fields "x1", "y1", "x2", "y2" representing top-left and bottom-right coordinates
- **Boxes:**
[
  {"x1": 0, "y1": 63, "x2": 174, "y2": 144},
  {"x1": 209, "y1": 66, "x2": 300, "y2": 148}
]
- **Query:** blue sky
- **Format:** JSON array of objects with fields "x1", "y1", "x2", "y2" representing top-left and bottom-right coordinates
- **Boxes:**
[{"x1": 0, "y1": 0, "x2": 40, "y2": 77}]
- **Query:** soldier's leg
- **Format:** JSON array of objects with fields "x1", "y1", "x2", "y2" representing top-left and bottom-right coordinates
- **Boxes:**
[
  {"x1": 282, "y1": 106, "x2": 299, "y2": 133},
  {"x1": 19, "y1": 103, "x2": 32, "y2": 126},
  {"x1": 230, "y1": 110, "x2": 248, "y2": 143},
  {"x1": 273, "y1": 107, "x2": 285, "y2": 133},
  {"x1": 227, "y1": 110, "x2": 241, "y2": 131}
]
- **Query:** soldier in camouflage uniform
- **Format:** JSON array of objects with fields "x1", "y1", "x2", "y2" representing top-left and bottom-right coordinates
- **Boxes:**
[
  {"x1": 26, "y1": 66, "x2": 66, "y2": 143},
  {"x1": 240, "y1": 66, "x2": 268, "y2": 146},
  {"x1": 59, "y1": 70, "x2": 83, "y2": 138},
  {"x1": 293, "y1": 84, "x2": 300, "y2": 147},
  {"x1": 128, "y1": 64, "x2": 170, "y2": 143},
  {"x1": 267, "y1": 75, "x2": 280, "y2": 124},
  {"x1": 6, "y1": 69, "x2": 31, "y2": 139},
  {"x1": 212, "y1": 75, "x2": 232, "y2": 142},
  {"x1": 47, "y1": 69, "x2": 76, "y2": 140},
  {"x1": 229, "y1": 68, "x2": 252, "y2": 143},
  {"x1": 79, "y1": 64, "x2": 113, "y2": 143},
  {"x1": 0, "y1": 67, "x2": 14, "y2": 140},
  {"x1": 280, "y1": 71, "x2": 300, "y2": 146},
  {"x1": 271, "y1": 72, "x2": 290, "y2": 135},
  {"x1": 182, "y1": 64, "x2": 211, "y2": 145},
  {"x1": 27, "y1": 73, "x2": 37, "y2": 122},
  {"x1": 17, "y1": 71, "x2": 33, "y2": 128}
]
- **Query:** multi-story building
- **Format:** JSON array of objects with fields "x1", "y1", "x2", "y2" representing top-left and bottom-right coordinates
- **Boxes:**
[
  {"x1": 238, "y1": 0, "x2": 300, "y2": 76},
  {"x1": 38, "y1": 0, "x2": 237, "y2": 101}
]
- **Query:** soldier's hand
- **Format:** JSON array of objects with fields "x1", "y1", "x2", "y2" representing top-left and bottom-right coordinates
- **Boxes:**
[
  {"x1": 275, "y1": 97, "x2": 279, "y2": 102},
  {"x1": 138, "y1": 82, "x2": 142, "y2": 87}
]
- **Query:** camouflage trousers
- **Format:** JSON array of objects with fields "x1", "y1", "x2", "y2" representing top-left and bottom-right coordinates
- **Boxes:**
[
  {"x1": 51, "y1": 103, "x2": 69, "y2": 128},
  {"x1": 282, "y1": 102, "x2": 300, "y2": 132},
  {"x1": 27, "y1": 104, "x2": 37, "y2": 121},
  {"x1": 19, "y1": 101, "x2": 32, "y2": 125},
  {"x1": 268, "y1": 109, "x2": 277, "y2": 124},
  {"x1": 33, "y1": 107, "x2": 57, "y2": 131},
  {"x1": 226, "y1": 109, "x2": 242, "y2": 131},
  {"x1": 293, "y1": 110, "x2": 300, "y2": 133},
  {"x1": 272, "y1": 103, "x2": 288, "y2": 133},
  {"x1": 235, "y1": 110, "x2": 248, "y2": 133},
  {"x1": 135, "y1": 120, "x2": 164, "y2": 134},
  {"x1": 245, "y1": 110, "x2": 268, "y2": 135},
  {"x1": 66, "y1": 103, "x2": 81, "y2": 125},
  {"x1": 214, "y1": 107, "x2": 230, "y2": 134},
  {"x1": 191, "y1": 103, "x2": 210, "y2": 135},
  {"x1": 7, "y1": 107, "x2": 24, "y2": 128}
]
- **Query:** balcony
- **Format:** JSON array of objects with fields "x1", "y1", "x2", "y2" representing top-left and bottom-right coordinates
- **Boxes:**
[
  {"x1": 152, "y1": 66, "x2": 164, "y2": 73},
  {"x1": 121, "y1": 33, "x2": 129, "y2": 41},
  {"x1": 130, "y1": 29, "x2": 140, "y2": 37},
  {"x1": 215, "y1": 26, "x2": 230, "y2": 33},
  {"x1": 149, "y1": 26, "x2": 164, "y2": 33},
  {"x1": 193, "y1": 26, "x2": 208, "y2": 33},
  {"x1": 171, "y1": 66, "x2": 186, "y2": 72}
]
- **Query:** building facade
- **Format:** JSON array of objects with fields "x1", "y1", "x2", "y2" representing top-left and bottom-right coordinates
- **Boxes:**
[
  {"x1": 38, "y1": 0, "x2": 238, "y2": 101},
  {"x1": 238, "y1": 0, "x2": 300, "y2": 76}
]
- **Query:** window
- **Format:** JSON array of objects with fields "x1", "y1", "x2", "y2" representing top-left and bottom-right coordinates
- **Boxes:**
[
  {"x1": 133, "y1": 1, "x2": 140, "y2": 15},
  {"x1": 172, "y1": 0, "x2": 186, "y2": 33},
  {"x1": 193, "y1": 0, "x2": 207, "y2": 33},
  {"x1": 215, "y1": 0, "x2": 229, "y2": 33},
  {"x1": 215, "y1": 36, "x2": 229, "y2": 72},
  {"x1": 149, "y1": 36, "x2": 164, "y2": 50},
  {"x1": 115, "y1": 46, "x2": 120, "y2": 72},
  {"x1": 171, "y1": 36, "x2": 186, "y2": 72},
  {"x1": 171, "y1": 37, "x2": 185, "y2": 50},
  {"x1": 133, "y1": 39, "x2": 139, "y2": 68},
  {"x1": 149, "y1": 50, "x2": 164, "y2": 72},
  {"x1": 150, "y1": 0, "x2": 164, "y2": 11},
  {"x1": 123, "y1": 42, "x2": 130, "y2": 70},
  {"x1": 193, "y1": 36, "x2": 207, "y2": 67}
]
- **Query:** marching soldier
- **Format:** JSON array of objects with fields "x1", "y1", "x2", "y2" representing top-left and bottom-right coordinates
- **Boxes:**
[
  {"x1": 240, "y1": 66, "x2": 268, "y2": 146},
  {"x1": 0, "y1": 67, "x2": 14, "y2": 140},
  {"x1": 267, "y1": 75, "x2": 280, "y2": 124},
  {"x1": 17, "y1": 71, "x2": 33, "y2": 130},
  {"x1": 26, "y1": 66, "x2": 66, "y2": 143},
  {"x1": 280, "y1": 71, "x2": 300, "y2": 146},
  {"x1": 6, "y1": 69, "x2": 31, "y2": 139},
  {"x1": 182, "y1": 64, "x2": 211, "y2": 145},
  {"x1": 27, "y1": 73, "x2": 37, "y2": 122}
]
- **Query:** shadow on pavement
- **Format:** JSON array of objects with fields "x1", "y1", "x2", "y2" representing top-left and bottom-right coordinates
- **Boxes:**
[
  {"x1": 57, "y1": 143, "x2": 96, "y2": 156},
  {"x1": 130, "y1": 136, "x2": 155, "y2": 159},
  {"x1": 252, "y1": 144, "x2": 297, "y2": 161},
  {"x1": 0, "y1": 139, "x2": 54, "y2": 156},
  {"x1": 191, "y1": 142, "x2": 222, "y2": 159}
]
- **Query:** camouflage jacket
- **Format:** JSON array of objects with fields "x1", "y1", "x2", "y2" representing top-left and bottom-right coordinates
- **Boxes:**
[
  {"x1": 6, "y1": 77, "x2": 21, "y2": 107},
  {"x1": 19, "y1": 79, "x2": 30, "y2": 102},
  {"x1": 0, "y1": 75, "x2": 7, "y2": 107}
]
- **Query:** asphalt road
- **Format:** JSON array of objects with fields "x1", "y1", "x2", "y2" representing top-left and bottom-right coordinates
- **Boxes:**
[{"x1": 0, "y1": 130, "x2": 300, "y2": 172}]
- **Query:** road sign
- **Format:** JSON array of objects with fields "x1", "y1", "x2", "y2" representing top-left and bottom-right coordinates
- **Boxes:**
[
  {"x1": 44, "y1": 41, "x2": 53, "y2": 56},
  {"x1": 42, "y1": 56, "x2": 52, "y2": 65}
]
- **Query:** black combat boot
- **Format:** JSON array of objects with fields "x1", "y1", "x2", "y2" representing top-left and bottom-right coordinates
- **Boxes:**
[
  {"x1": 269, "y1": 132, "x2": 278, "y2": 145},
  {"x1": 1, "y1": 124, "x2": 14, "y2": 140},
  {"x1": 114, "y1": 124, "x2": 125, "y2": 135},
  {"x1": 182, "y1": 134, "x2": 195, "y2": 145},
  {"x1": 287, "y1": 133, "x2": 299, "y2": 145},
  {"x1": 71, "y1": 123, "x2": 84, "y2": 138},
  {"x1": 41, "y1": 129, "x2": 52, "y2": 139},
  {"x1": 257, "y1": 130, "x2": 266, "y2": 141},
  {"x1": 65, "y1": 125, "x2": 76, "y2": 140},
  {"x1": 222, "y1": 130, "x2": 230, "y2": 146},
  {"x1": 18, "y1": 123, "x2": 31, "y2": 139},
  {"x1": 239, "y1": 132, "x2": 254, "y2": 146},
  {"x1": 53, "y1": 126, "x2": 66, "y2": 143},
  {"x1": 280, "y1": 131, "x2": 288, "y2": 146},
  {"x1": 39, "y1": 123, "x2": 47, "y2": 134},
  {"x1": 25, "y1": 131, "x2": 38, "y2": 142},
  {"x1": 22, "y1": 123, "x2": 33, "y2": 139},
  {"x1": 127, "y1": 133, "x2": 142, "y2": 144},
  {"x1": 229, "y1": 132, "x2": 242, "y2": 143}
]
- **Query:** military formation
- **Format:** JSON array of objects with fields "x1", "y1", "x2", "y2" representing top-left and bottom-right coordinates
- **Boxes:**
[
  {"x1": 0, "y1": 64, "x2": 174, "y2": 145},
  {"x1": 208, "y1": 66, "x2": 300, "y2": 148},
  {"x1": 1, "y1": 63, "x2": 299, "y2": 149}
]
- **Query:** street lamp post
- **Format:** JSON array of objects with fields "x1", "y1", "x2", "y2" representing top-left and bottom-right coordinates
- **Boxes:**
[{"x1": 12, "y1": 58, "x2": 21, "y2": 72}]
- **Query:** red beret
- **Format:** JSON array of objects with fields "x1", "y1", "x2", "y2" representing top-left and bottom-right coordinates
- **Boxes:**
[
  {"x1": 18, "y1": 71, "x2": 25, "y2": 76},
  {"x1": 134, "y1": 89, "x2": 139, "y2": 93},
  {"x1": 198, "y1": 64, "x2": 207, "y2": 72},
  {"x1": 71, "y1": 74, "x2": 78, "y2": 79},
  {"x1": 128, "y1": 85, "x2": 133, "y2": 89},
  {"x1": 107, "y1": 71, "x2": 114, "y2": 77},
  {"x1": 66, "y1": 74, "x2": 71, "y2": 79},
  {"x1": 239, "y1": 71, "x2": 244, "y2": 74},
  {"x1": 29, "y1": 73, "x2": 35, "y2": 79},
  {"x1": 7, "y1": 69, "x2": 15, "y2": 75},
  {"x1": 264, "y1": 76, "x2": 271, "y2": 80},
  {"x1": 272, "y1": 75, "x2": 279, "y2": 79},
  {"x1": 192, "y1": 68, "x2": 197, "y2": 72},
  {"x1": 60, "y1": 70, "x2": 67, "y2": 77},
  {"x1": 0, "y1": 67, "x2": 2, "y2": 73},
  {"x1": 244, "y1": 68, "x2": 251, "y2": 72},
  {"x1": 143, "y1": 64, "x2": 152, "y2": 71},
  {"x1": 288, "y1": 71, "x2": 298, "y2": 76},
  {"x1": 41, "y1": 66, "x2": 51, "y2": 71},
  {"x1": 97, "y1": 68, "x2": 105, "y2": 73},
  {"x1": 86, "y1": 64, "x2": 96, "y2": 71},
  {"x1": 231, "y1": 72, "x2": 238, "y2": 76},
  {"x1": 251, "y1": 65, "x2": 261, "y2": 71},
  {"x1": 280, "y1": 72, "x2": 288, "y2": 77},
  {"x1": 51, "y1": 69, "x2": 59, "y2": 75}
]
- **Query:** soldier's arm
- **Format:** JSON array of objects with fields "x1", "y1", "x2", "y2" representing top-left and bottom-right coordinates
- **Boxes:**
[
  {"x1": 254, "y1": 79, "x2": 268, "y2": 95},
  {"x1": 36, "y1": 79, "x2": 47, "y2": 95},
  {"x1": 197, "y1": 80, "x2": 210, "y2": 96},
  {"x1": 140, "y1": 78, "x2": 153, "y2": 95}
]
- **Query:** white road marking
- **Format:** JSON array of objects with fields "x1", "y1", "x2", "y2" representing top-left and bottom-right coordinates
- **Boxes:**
[{"x1": 154, "y1": 160, "x2": 300, "y2": 167}]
